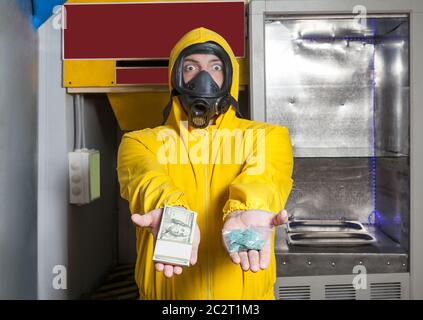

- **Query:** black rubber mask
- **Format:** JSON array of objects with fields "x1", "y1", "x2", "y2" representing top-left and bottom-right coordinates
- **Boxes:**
[{"x1": 173, "y1": 42, "x2": 233, "y2": 129}]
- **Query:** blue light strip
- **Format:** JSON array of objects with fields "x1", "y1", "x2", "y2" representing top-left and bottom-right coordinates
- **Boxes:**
[{"x1": 370, "y1": 17, "x2": 378, "y2": 226}]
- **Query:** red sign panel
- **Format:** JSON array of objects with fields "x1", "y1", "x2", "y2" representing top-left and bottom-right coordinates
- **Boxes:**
[
  {"x1": 63, "y1": 2, "x2": 245, "y2": 60},
  {"x1": 116, "y1": 67, "x2": 169, "y2": 85}
]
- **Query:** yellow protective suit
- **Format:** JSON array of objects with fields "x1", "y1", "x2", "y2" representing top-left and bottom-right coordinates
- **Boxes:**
[{"x1": 117, "y1": 28, "x2": 294, "y2": 300}]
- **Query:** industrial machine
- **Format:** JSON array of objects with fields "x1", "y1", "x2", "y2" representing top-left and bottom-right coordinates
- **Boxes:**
[{"x1": 249, "y1": 0, "x2": 423, "y2": 299}]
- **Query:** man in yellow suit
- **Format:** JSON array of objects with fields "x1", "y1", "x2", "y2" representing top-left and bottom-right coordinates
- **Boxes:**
[{"x1": 117, "y1": 27, "x2": 294, "y2": 300}]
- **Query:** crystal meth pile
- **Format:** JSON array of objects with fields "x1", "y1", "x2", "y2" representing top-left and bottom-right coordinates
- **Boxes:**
[{"x1": 223, "y1": 228, "x2": 266, "y2": 253}]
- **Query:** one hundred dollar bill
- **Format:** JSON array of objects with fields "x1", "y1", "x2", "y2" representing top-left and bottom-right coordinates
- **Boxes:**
[{"x1": 153, "y1": 205, "x2": 197, "y2": 267}]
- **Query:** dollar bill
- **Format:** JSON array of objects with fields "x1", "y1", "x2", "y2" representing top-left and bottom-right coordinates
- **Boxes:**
[{"x1": 153, "y1": 205, "x2": 197, "y2": 267}]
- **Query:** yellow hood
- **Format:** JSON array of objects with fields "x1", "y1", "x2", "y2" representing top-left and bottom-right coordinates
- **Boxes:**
[{"x1": 164, "y1": 27, "x2": 240, "y2": 130}]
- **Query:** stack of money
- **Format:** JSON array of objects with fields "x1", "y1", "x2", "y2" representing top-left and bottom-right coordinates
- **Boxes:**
[{"x1": 153, "y1": 205, "x2": 197, "y2": 267}]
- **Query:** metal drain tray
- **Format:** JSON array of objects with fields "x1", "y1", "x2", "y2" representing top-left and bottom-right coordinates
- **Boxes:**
[
  {"x1": 286, "y1": 220, "x2": 366, "y2": 233},
  {"x1": 287, "y1": 231, "x2": 376, "y2": 247}
]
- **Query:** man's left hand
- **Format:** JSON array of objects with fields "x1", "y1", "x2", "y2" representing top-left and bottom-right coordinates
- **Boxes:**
[{"x1": 222, "y1": 209, "x2": 288, "y2": 272}]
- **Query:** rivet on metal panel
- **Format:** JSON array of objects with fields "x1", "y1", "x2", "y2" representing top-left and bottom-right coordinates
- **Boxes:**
[
  {"x1": 359, "y1": 261, "x2": 363, "y2": 265},
  {"x1": 282, "y1": 261, "x2": 287, "y2": 265},
  {"x1": 330, "y1": 261, "x2": 336, "y2": 267},
  {"x1": 307, "y1": 261, "x2": 312, "y2": 266},
  {"x1": 387, "y1": 261, "x2": 391, "y2": 265}
]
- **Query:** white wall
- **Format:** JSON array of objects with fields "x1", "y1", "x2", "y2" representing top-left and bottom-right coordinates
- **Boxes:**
[
  {"x1": 67, "y1": 93, "x2": 119, "y2": 299},
  {"x1": 38, "y1": 16, "x2": 118, "y2": 299},
  {"x1": 0, "y1": 0, "x2": 38, "y2": 299}
]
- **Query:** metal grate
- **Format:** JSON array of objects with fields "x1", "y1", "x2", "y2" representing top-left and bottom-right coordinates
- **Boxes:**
[
  {"x1": 325, "y1": 284, "x2": 356, "y2": 300},
  {"x1": 278, "y1": 285, "x2": 311, "y2": 300},
  {"x1": 370, "y1": 282, "x2": 402, "y2": 300}
]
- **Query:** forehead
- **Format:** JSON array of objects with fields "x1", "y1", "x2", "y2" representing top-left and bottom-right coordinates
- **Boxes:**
[{"x1": 183, "y1": 53, "x2": 222, "y2": 64}]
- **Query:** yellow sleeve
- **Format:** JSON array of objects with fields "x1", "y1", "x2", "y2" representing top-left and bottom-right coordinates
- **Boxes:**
[
  {"x1": 222, "y1": 126, "x2": 294, "y2": 220},
  {"x1": 117, "y1": 132, "x2": 189, "y2": 215}
]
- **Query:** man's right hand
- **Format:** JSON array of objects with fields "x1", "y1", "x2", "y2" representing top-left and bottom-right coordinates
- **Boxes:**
[{"x1": 131, "y1": 208, "x2": 201, "y2": 278}]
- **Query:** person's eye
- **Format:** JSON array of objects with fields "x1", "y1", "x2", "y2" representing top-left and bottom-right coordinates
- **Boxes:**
[
  {"x1": 212, "y1": 64, "x2": 223, "y2": 71},
  {"x1": 184, "y1": 64, "x2": 197, "y2": 72}
]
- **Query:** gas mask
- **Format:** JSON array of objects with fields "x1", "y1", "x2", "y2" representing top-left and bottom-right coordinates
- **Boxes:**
[
  {"x1": 162, "y1": 42, "x2": 242, "y2": 129},
  {"x1": 178, "y1": 70, "x2": 231, "y2": 128}
]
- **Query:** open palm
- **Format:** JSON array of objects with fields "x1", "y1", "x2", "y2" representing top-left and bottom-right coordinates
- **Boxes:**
[
  {"x1": 131, "y1": 207, "x2": 201, "y2": 278},
  {"x1": 222, "y1": 209, "x2": 288, "y2": 272}
]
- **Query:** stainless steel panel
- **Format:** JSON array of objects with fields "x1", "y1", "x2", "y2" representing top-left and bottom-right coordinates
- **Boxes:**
[
  {"x1": 375, "y1": 157, "x2": 410, "y2": 251},
  {"x1": 374, "y1": 21, "x2": 410, "y2": 156},
  {"x1": 265, "y1": 18, "x2": 374, "y2": 156},
  {"x1": 410, "y1": 12, "x2": 423, "y2": 300},
  {"x1": 286, "y1": 158, "x2": 374, "y2": 222},
  {"x1": 265, "y1": 16, "x2": 409, "y2": 158},
  {"x1": 275, "y1": 226, "x2": 408, "y2": 277},
  {"x1": 264, "y1": 13, "x2": 410, "y2": 277}
]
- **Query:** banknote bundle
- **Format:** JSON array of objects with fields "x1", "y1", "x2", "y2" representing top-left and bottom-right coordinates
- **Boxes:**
[{"x1": 153, "y1": 205, "x2": 197, "y2": 267}]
